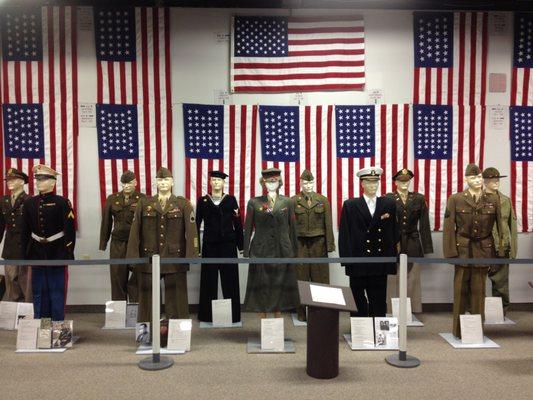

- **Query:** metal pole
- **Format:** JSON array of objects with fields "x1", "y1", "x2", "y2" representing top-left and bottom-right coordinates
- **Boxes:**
[
  {"x1": 138, "y1": 255, "x2": 173, "y2": 371},
  {"x1": 386, "y1": 254, "x2": 420, "y2": 368}
]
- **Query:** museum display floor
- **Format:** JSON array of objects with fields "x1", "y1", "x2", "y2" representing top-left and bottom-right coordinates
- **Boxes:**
[{"x1": 1, "y1": 311, "x2": 532, "y2": 400}]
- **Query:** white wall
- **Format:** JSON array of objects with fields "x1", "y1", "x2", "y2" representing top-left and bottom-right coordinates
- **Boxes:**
[{"x1": 4, "y1": 8, "x2": 533, "y2": 305}]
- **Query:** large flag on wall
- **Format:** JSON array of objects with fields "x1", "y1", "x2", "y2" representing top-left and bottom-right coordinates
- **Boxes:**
[
  {"x1": 413, "y1": 12, "x2": 488, "y2": 106},
  {"x1": 94, "y1": 7, "x2": 172, "y2": 205},
  {"x1": 413, "y1": 104, "x2": 484, "y2": 231},
  {"x1": 0, "y1": 6, "x2": 78, "y2": 204},
  {"x1": 183, "y1": 103, "x2": 260, "y2": 217},
  {"x1": 231, "y1": 16, "x2": 365, "y2": 92}
]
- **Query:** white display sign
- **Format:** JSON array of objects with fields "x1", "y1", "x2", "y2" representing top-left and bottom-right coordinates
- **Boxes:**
[
  {"x1": 213, "y1": 89, "x2": 231, "y2": 105},
  {"x1": 460, "y1": 314, "x2": 484, "y2": 345},
  {"x1": 290, "y1": 92, "x2": 307, "y2": 105},
  {"x1": 78, "y1": 7, "x2": 94, "y2": 31},
  {"x1": 350, "y1": 317, "x2": 375, "y2": 349},
  {"x1": 367, "y1": 88, "x2": 384, "y2": 104},
  {"x1": 261, "y1": 318, "x2": 284, "y2": 351},
  {"x1": 16, "y1": 319, "x2": 40, "y2": 350},
  {"x1": 212, "y1": 299, "x2": 233, "y2": 327},
  {"x1": 167, "y1": 319, "x2": 192, "y2": 351},
  {"x1": 489, "y1": 105, "x2": 508, "y2": 131},
  {"x1": 0, "y1": 301, "x2": 18, "y2": 330},
  {"x1": 391, "y1": 297, "x2": 413, "y2": 324},
  {"x1": 489, "y1": 13, "x2": 509, "y2": 36},
  {"x1": 15, "y1": 302, "x2": 34, "y2": 329},
  {"x1": 310, "y1": 284, "x2": 346, "y2": 306},
  {"x1": 79, "y1": 103, "x2": 96, "y2": 127},
  {"x1": 125, "y1": 303, "x2": 138, "y2": 328},
  {"x1": 105, "y1": 300, "x2": 127, "y2": 328},
  {"x1": 374, "y1": 317, "x2": 399, "y2": 349},
  {"x1": 214, "y1": 32, "x2": 230, "y2": 43},
  {"x1": 484, "y1": 297, "x2": 505, "y2": 324}
]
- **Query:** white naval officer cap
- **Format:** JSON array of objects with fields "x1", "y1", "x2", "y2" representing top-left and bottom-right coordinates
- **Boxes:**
[{"x1": 356, "y1": 166, "x2": 383, "y2": 181}]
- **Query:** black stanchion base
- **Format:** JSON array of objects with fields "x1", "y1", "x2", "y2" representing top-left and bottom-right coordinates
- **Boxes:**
[
  {"x1": 138, "y1": 354, "x2": 174, "y2": 371},
  {"x1": 385, "y1": 352, "x2": 420, "y2": 368}
]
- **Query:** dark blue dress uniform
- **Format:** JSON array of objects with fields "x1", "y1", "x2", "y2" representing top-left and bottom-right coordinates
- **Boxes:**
[
  {"x1": 196, "y1": 193, "x2": 243, "y2": 323},
  {"x1": 22, "y1": 192, "x2": 75, "y2": 321}
]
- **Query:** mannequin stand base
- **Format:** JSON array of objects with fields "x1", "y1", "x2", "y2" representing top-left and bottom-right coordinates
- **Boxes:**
[
  {"x1": 138, "y1": 354, "x2": 174, "y2": 371},
  {"x1": 385, "y1": 352, "x2": 420, "y2": 368}
]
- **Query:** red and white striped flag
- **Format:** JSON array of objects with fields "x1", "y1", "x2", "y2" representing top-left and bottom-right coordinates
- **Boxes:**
[
  {"x1": 0, "y1": 6, "x2": 78, "y2": 204},
  {"x1": 94, "y1": 7, "x2": 172, "y2": 204},
  {"x1": 231, "y1": 16, "x2": 365, "y2": 92},
  {"x1": 413, "y1": 12, "x2": 488, "y2": 106}
]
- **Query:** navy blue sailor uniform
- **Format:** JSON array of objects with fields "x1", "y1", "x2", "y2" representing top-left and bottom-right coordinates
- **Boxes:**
[{"x1": 22, "y1": 192, "x2": 75, "y2": 321}]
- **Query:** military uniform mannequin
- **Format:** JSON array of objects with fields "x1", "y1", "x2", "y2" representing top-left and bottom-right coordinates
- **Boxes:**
[
  {"x1": 99, "y1": 170, "x2": 144, "y2": 302},
  {"x1": 196, "y1": 171, "x2": 243, "y2": 323},
  {"x1": 339, "y1": 167, "x2": 398, "y2": 318},
  {"x1": 126, "y1": 167, "x2": 199, "y2": 322},
  {"x1": 243, "y1": 168, "x2": 299, "y2": 318},
  {"x1": 443, "y1": 164, "x2": 504, "y2": 338},
  {"x1": 21, "y1": 165, "x2": 75, "y2": 321},
  {"x1": 482, "y1": 167, "x2": 517, "y2": 314},
  {"x1": 385, "y1": 168, "x2": 433, "y2": 313},
  {"x1": 0, "y1": 168, "x2": 31, "y2": 302},
  {"x1": 290, "y1": 169, "x2": 335, "y2": 321}
]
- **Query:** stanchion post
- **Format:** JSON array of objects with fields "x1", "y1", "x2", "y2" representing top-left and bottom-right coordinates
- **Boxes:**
[
  {"x1": 138, "y1": 255, "x2": 173, "y2": 371},
  {"x1": 385, "y1": 253, "x2": 420, "y2": 368}
]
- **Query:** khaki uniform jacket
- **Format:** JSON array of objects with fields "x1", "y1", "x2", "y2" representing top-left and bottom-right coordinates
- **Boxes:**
[
  {"x1": 491, "y1": 191, "x2": 517, "y2": 259},
  {"x1": 291, "y1": 192, "x2": 335, "y2": 252},
  {"x1": 0, "y1": 191, "x2": 29, "y2": 259},
  {"x1": 443, "y1": 190, "x2": 505, "y2": 264},
  {"x1": 126, "y1": 194, "x2": 199, "y2": 273},
  {"x1": 386, "y1": 191, "x2": 433, "y2": 256},
  {"x1": 99, "y1": 191, "x2": 144, "y2": 249}
]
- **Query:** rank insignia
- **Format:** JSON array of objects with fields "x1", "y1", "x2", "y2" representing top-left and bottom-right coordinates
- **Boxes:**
[
  {"x1": 67, "y1": 210, "x2": 75, "y2": 219},
  {"x1": 380, "y1": 213, "x2": 390, "y2": 220}
]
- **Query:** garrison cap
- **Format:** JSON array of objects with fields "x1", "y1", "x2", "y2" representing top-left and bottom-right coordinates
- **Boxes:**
[
  {"x1": 465, "y1": 164, "x2": 481, "y2": 176},
  {"x1": 356, "y1": 166, "x2": 383, "y2": 181},
  {"x1": 300, "y1": 169, "x2": 314, "y2": 181},
  {"x1": 33, "y1": 164, "x2": 60, "y2": 179},
  {"x1": 5, "y1": 168, "x2": 28, "y2": 184},
  {"x1": 261, "y1": 167, "x2": 282, "y2": 178},
  {"x1": 156, "y1": 167, "x2": 173, "y2": 179},
  {"x1": 120, "y1": 170, "x2": 136, "y2": 184},
  {"x1": 392, "y1": 168, "x2": 414, "y2": 182},
  {"x1": 482, "y1": 167, "x2": 507, "y2": 179},
  {"x1": 209, "y1": 171, "x2": 228, "y2": 179}
]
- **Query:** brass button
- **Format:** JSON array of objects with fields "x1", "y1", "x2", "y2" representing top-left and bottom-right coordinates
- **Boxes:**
[
  {"x1": 160, "y1": 225, "x2": 164, "y2": 228},
  {"x1": 378, "y1": 229, "x2": 382, "y2": 232},
  {"x1": 378, "y1": 239, "x2": 382, "y2": 242},
  {"x1": 378, "y1": 248, "x2": 382, "y2": 252},
  {"x1": 366, "y1": 249, "x2": 371, "y2": 253},
  {"x1": 366, "y1": 240, "x2": 370, "y2": 243}
]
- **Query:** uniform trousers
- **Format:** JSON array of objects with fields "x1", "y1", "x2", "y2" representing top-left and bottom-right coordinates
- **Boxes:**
[
  {"x1": 5, "y1": 265, "x2": 32, "y2": 302},
  {"x1": 488, "y1": 250, "x2": 510, "y2": 313},
  {"x1": 138, "y1": 272, "x2": 189, "y2": 323},
  {"x1": 109, "y1": 240, "x2": 138, "y2": 302},
  {"x1": 198, "y1": 242, "x2": 241, "y2": 323},
  {"x1": 349, "y1": 275, "x2": 388, "y2": 318},
  {"x1": 32, "y1": 266, "x2": 67, "y2": 321}
]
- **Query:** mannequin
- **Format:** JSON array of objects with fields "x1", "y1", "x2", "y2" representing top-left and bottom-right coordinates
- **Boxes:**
[
  {"x1": 127, "y1": 167, "x2": 199, "y2": 323},
  {"x1": 21, "y1": 164, "x2": 75, "y2": 321},
  {"x1": 99, "y1": 170, "x2": 144, "y2": 301},
  {"x1": 385, "y1": 168, "x2": 433, "y2": 314},
  {"x1": 339, "y1": 167, "x2": 398, "y2": 318},
  {"x1": 0, "y1": 168, "x2": 31, "y2": 302},
  {"x1": 443, "y1": 164, "x2": 505, "y2": 338},
  {"x1": 196, "y1": 171, "x2": 243, "y2": 323},
  {"x1": 243, "y1": 168, "x2": 299, "y2": 319},
  {"x1": 291, "y1": 169, "x2": 335, "y2": 321}
]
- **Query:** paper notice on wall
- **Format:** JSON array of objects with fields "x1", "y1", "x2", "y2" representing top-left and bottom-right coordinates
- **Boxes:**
[
  {"x1": 489, "y1": 13, "x2": 509, "y2": 36},
  {"x1": 214, "y1": 32, "x2": 230, "y2": 43},
  {"x1": 78, "y1": 7, "x2": 93, "y2": 31},
  {"x1": 79, "y1": 103, "x2": 96, "y2": 127},
  {"x1": 290, "y1": 92, "x2": 307, "y2": 105},
  {"x1": 214, "y1": 89, "x2": 231, "y2": 105},
  {"x1": 489, "y1": 105, "x2": 508, "y2": 131},
  {"x1": 367, "y1": 89, "x2": 384, "y2": 104}
]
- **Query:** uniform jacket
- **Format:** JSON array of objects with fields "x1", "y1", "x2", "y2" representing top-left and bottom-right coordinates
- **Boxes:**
[
  {"x1": 196, "y1": 194, "x2": 243, "y2": 250},
  {"x1": 243, "y1": 195, "x2": 298, "y2": 258},
  {"x1": 99, "y1": 191, "x2": 144, "y2": 249},
  {"x1": 386, "y1": 191, "x2": 433, "y2": 256},
  {"x1": 21, "y1": 192, "x2": 76, "y2": 260},
  {"x1": 338, "y1": 196, "x2": 399, "y2": 277},
  {"x1": 491, "y1": 191, "x2": 517, "y2": 259},
  {"x1": 443, "y1": 190, "x2": 505, "y2": 264},
  {"x1": 291, "y1": 191, "x2": 335, "y2": 252},
  {"x1": 126, "y1": 194, "x2": 199, "y2": 273},
  {"x1": 0, "y1": 191, "x2": 29, "y2": 259}
]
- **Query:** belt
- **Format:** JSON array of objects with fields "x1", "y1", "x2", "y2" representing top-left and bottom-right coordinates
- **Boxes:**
[
  {"x1": 458, "y1": 233, "x2": 491, "y2": 241},
  {"x1": 31, "y1": 231, "x2": 65, "y2": 243}
]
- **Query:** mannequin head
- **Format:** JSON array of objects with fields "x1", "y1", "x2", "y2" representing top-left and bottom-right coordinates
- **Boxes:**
[
  {"x1": 208, "y1": 171, "x2": 228, "y2": 194},
  {"x1": 33, "y1": 164, "x2": 58, "y2": 194},
  {"x1": 120, "y1": 170, "x2": 137, "y2": 195},
  {"x1": 361, "y1": 178, "x2": 379, "y2": 197},
  {"x1": 482, "y1": 167, "x2": 506, "y2": 194},
  {"x1": 465, "y1": 164, "x2": 483, "y2": 191},
  {"x1": 299, "y1": 169, "x2": 315, "y2": 195},
  {"x1": 395, "y1": 179, "x2": 411, "y2": 193},
  {"x1": 356, "y1": 167, "x2": 383, "y2": 197},
  {"x1": 4, "y1": 168, "x2": 28, "y2": 195},
  {"x1": 392, "y1": 168, "x2": 414, "y2": 194},
  {"x1": 156, "y1": 167, "x2": 173, "y2": 195},
  {"x1": 260, "y1": 168, "x2": 283, "y2": 194}
]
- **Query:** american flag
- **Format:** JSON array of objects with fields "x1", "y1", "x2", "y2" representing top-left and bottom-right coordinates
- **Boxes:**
[
  {"x1": 511, "y1": 13, "x2": 533, "y2": 106},
  {"x1": 0, "y1": 6, "x2": 78, "y2": 203},
  {"x1": 231, "y1": 16, "x2": 365, "y2": 92},
  {"x1": 413, "y1": 12, "x2": 488, "y2": 106},
  {"x1": 509, "y1": 106, "x2": 533, "y2": 232},
  {"x1": 413, "y1": 104, "x2": 484, "y2": 231},
  {"x1": 94, "y1": 7, "x2": 172, "y2": 204},
  {"x1": 183, "y1": 103, "x2": 260, "y2": 218}
]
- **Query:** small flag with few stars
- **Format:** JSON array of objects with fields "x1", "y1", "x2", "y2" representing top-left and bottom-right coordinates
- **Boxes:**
[{"x1": 96, "y1": 104, "x2": 139, "y2": 159}]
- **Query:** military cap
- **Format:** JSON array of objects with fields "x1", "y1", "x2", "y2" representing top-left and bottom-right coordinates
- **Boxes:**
[
  {"x1": 465, "y1": 163, "x2": 481, "y2": 176},
  {"x1": 120, "y1": 170, "x2": 136, "y2": 184},
  {"x1": 5, "y1": 168, "x2": 28, "y2": 184},
  {"x1": 300, "y1": 169, "x2": 314, "y2": 181},
  {"x1": 392, "y1": 168, "x2": 414, "y2": 182},
  {"x1": 482, "y1": 167, "x2": 507, "y2": 179},
  {"x1": 33, "y1": 164, "x2": 60, "y2": 179},
  {"x1": 156, "y1": 167, "x2": 173, "y2": 179},
  {"x1": 209, "y1": 170, "x2": 228, "y2": 179},
  {"x1": 356, "y1": 166, "x2": 383, "y2": 181},
  {"x1": 261, "y1": 167, "x2": 282, "y2": 178}
]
